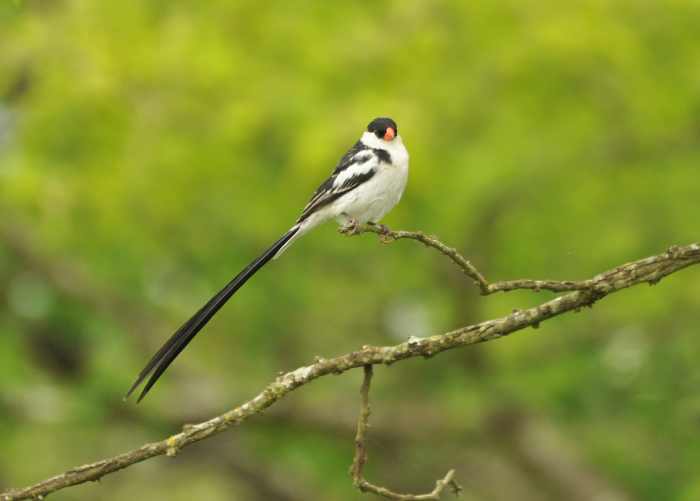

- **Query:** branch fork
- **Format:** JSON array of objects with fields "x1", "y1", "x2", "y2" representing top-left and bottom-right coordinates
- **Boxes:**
[{"x1": 350, "y1": 365, "x2": 462, "y2": 500}]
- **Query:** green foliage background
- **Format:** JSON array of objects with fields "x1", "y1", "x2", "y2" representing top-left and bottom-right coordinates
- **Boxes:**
[{"x1": 1, "y1": 1, "x2": 699, "y2": 499}]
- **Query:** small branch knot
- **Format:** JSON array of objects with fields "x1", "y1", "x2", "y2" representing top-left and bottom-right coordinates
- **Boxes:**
[
  {"x1": 165, "y1": 436, "x2": 181, "y2": 457},
  {"x1": 667, "y1": 244, "x2": 681, "y2": 258}
]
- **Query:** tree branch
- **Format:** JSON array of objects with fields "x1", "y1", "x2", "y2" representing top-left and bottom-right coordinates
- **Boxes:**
[
  {"x1": 355, "y1": 225, "x2": 490, "y2": 292},
  {"x1": 350, "y1": 365, "x2": 461, "y2": 500},
  {"x1": 2, "y1": 230, "x2": 699, "y2": 501},
  {"x1": 354, "y1": 225, "x2": 697, "y2": 296}
]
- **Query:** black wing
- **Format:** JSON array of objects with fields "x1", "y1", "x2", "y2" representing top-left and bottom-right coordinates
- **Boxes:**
[{"x1": 297, "y1": 142, "x2": 378, "y2": 223}]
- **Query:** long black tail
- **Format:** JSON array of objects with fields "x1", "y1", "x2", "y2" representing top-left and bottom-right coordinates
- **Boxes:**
[{"x1": 126, "y1": 226, "x2": 300, "y2": 402}]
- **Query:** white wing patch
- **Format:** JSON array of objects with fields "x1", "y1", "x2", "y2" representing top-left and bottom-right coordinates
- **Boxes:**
[
  {"x1": 333, "y1": 153, "x2": 377, "y2": 188},
  {"x1": 297, "y1": 150, "x2": 380, "y2": 223}
]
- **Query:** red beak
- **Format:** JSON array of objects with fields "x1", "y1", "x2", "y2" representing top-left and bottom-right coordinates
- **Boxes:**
[{"x1": 384, "y1": 127, "x2": 395, "y2": 141}]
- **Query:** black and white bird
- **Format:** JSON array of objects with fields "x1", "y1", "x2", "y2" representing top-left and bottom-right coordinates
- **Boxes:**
[{"x1": 126, "y1": 117, "x2": 409, "y2": 402}]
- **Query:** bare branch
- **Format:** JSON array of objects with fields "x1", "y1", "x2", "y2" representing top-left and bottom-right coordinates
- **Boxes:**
[
  {"x1": 350, "y1": 365, "x2": 373, "y2": 486},
  {"x1": 354, "y1": 225, "x2": 699, "y2": 296},
  {"x1": 350, "y1": 365, "x2": 461, "y2": 500},
  {"x1": 356, "y1": 224, "x2": 490, "y2": 292},
  {"x1": 2, "y1": 232, "x2": 699, "y2": 501}
]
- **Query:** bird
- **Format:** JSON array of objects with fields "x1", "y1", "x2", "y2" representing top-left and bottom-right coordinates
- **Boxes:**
[{"x1": 126, "y1": 117, "x2": 409, "y2": 402}]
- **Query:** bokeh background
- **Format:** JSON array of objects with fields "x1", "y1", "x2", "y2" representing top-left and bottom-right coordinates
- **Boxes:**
[{"x1": 1, "y1": 1, "x2": 699, "y2": 500}]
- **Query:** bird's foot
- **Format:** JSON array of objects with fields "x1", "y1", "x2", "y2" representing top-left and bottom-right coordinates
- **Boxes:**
[
  {"x1": 371, "y1": 222, "x2": 391, "y2": 235},
  {"x1": 367, "y1": 222, "x2": 394, "y2": 242},
  {"x1": 339, "y1": 217, "x2": 361, "y2": 236}
]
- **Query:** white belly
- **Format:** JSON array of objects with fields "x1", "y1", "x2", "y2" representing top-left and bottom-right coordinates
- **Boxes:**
[{"x1": 334, "y1": 160, "x2": 409, "y2": 224}]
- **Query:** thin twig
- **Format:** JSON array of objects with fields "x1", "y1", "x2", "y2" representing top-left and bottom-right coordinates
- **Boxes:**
[
  {"x1": 354, "y1": 225, "x2": 699, "y2": 296},
  {"x1": 2, "y1": 235, "x2": 699, "y2": 500},
  {"x1": 350, "y1": 365, "x2": 461, "y2": 500},
  {"x1": 350, "y1": 365, "x2": 373, "y2": 486},
  {"x1": 355, "y1": 225, "x2": 490, "y2": 292}
]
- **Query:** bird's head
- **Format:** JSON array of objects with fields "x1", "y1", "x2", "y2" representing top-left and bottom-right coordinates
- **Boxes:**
[{"x1": 367, "y1": 117, "x2": 398, "y2": 142}]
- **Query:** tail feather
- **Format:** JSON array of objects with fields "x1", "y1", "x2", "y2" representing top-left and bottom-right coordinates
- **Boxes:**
[
  {"x1": 272, "y1": 225, "x2": 306, "y2": 259},
  {"x1": 126, "y1": 225, "x2": 301, "y2": 402}
]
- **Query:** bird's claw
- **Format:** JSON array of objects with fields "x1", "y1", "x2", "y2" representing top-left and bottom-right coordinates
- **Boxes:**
[
  {"x1": 367, "y1": 222, "x2": 393, "y2": 241},
  {"x1": 339, "y1": 218, "x2": 361, "y2": 235},
  {"x1": 376, "y1": 223, "x2": 391, "y2": 235}
]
